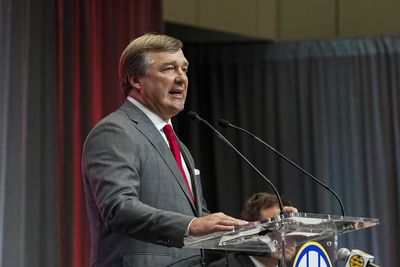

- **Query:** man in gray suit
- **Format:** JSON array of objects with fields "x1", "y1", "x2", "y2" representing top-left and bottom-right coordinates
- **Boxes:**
[{"x1": 82, "y1": 33, "x2": 245, "y2": 267}]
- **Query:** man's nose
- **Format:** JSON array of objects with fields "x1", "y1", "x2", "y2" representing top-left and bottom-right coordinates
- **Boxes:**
[{"x1": 174, "y1": 70, "x2": 187, "y2": 83}]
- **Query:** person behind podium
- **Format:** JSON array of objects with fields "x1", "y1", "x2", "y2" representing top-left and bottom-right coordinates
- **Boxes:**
[
  {"x1": 82, "y1": 33, "x2": 246, "y2": 267},
  {"x1": 209, "y1": 193, "x2": 298, "y2": 267}
]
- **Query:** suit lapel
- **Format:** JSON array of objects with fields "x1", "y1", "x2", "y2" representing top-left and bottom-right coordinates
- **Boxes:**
[{"x1": 120, "y1": 101, "x2": 197, "y2": 213}]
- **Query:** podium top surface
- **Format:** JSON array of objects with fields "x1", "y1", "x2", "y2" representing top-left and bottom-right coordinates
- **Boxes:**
[{"x1": 184, "y1": 212, "x2": 379, "y2": 252}]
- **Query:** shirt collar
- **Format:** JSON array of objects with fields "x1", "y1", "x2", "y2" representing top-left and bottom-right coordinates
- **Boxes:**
[{"x1": 127, "y1": 96, "x2": 171, "y2": 131}]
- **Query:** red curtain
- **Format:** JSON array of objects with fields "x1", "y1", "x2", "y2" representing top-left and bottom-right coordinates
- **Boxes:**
[{"x1": 56, "y1": 1, "x2": 163, "y2": 266}]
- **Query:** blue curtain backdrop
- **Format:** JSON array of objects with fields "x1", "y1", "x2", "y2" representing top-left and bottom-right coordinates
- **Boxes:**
[{"x1": 175, "y1": 36, "x2": 400, "y2": 267}]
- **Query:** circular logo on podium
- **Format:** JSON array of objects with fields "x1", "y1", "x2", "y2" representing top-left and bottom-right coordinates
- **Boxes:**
[{"x1": 293, "y1": 241, "x2": 332, "y2": 267}]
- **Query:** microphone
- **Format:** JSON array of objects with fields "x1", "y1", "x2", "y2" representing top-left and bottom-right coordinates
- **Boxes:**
[
  {"x1": 218, "y1": 119, "x2": 346, "y2": 216},
  {"x1": 337, "y1": 248, "x2": 380, "y2": 267},
  {"x1": 187, "y1": 111, "x2": 285, "y2": 214}
]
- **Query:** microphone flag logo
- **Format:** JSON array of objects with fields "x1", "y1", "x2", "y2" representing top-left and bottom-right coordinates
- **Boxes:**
[{"x1": 349, "y1": 254, "x2": 365, "y2": 267}]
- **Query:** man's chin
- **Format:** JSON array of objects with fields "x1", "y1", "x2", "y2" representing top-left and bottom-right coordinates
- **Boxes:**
[
  {"x1": 164, "y1": 106, "x2": 184, "y2": 119},
  {"x1": 172, "y1": 104, "x2": 185, "y2": 113}
]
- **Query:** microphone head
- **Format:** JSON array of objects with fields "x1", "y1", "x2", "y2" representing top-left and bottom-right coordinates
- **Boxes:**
[
  {"x1": 218, "y1": 119, "x2": 231, "y2": 128},
  {"x1": 187, "y1": 111, "x2": 201, "y2": 121},
  {"x1": 337, "y1": 248, "x2": 351, "y2": 262}
]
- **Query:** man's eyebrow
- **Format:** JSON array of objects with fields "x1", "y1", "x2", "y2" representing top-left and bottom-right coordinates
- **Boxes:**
[{"x1": 161, "y1": 61, "x2": 189, "y2": 66}]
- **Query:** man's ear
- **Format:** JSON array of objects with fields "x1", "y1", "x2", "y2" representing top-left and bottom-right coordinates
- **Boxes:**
[{"x1": 128, "y1": 75, "x2": 141, "y2": 90}]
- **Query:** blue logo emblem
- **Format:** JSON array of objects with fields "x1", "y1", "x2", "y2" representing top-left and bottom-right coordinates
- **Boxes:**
[{"x1": 293, "y1": 241, "x2": 332, "y2": 267}]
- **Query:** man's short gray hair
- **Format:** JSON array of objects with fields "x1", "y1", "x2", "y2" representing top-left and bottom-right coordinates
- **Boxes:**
[{"x1": 119, "y1": 33, "x2": 183, "y2": 96}]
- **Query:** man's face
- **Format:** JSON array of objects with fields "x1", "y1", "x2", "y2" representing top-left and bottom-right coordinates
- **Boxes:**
[{"x1": 131, "y1": 50, "x2": 189, "y2": 120}]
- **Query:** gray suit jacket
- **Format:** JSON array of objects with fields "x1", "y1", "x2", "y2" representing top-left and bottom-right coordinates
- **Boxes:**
[{"x1": 82, "y1": 100, "x2": 209, "y2": 266}]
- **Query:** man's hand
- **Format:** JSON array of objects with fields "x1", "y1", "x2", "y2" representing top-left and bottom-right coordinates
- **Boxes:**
[
  {"x1": 189, "y1": 212, "x2": 247, "y2": 236},
  {"x1": 282, "y1": 206, "x2": 298, "y2": 213}
]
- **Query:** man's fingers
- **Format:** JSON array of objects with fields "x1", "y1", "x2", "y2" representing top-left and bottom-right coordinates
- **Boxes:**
[
  {"x1": 210, "y1": 213, "x2": 248, "y2": 225},
  {"x1": 216, "y1": 219, "x2": 247, "y2": 226},
  {"x1": 283, "y1": 206, "x2": 298, "y2": 213},
  {"x1": 189, "y1": 213, "x2": 247, "y2": 236}
]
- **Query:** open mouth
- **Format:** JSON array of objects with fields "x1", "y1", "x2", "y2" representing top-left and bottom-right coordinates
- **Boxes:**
[{"x1": 169, "y1": 89, "x2": 184, "y2": 97}]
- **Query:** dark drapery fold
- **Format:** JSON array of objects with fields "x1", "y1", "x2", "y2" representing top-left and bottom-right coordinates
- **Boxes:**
[{"x1": 176, "y1": 36, "x2": 400, "y2": 266}]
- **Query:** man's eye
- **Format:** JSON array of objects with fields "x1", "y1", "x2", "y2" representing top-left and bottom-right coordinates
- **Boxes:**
[{"x1": 164, "y1": 67, "x2": 174, "y2": 71}]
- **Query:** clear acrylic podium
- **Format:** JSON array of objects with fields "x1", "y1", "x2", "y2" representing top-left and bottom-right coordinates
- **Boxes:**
[{"x1": 184, "y1": 213, "x2": 379, "y2": 266}]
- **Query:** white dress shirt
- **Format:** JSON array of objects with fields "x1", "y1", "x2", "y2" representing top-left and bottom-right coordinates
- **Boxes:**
[{"x1": 127, "y1": 96, "x2": 193, "y2": 191}]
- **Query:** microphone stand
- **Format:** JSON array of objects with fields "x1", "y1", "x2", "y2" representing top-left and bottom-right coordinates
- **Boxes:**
[
  {"x1": 187, "y1": 111, "x2": 285, "y2": 214},
  {"x1": 219, "y1": 119, "x2": 346, "y2": 216}
]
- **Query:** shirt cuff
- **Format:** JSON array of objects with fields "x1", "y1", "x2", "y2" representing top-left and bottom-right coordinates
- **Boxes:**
[{"x1": 185, "y1": 217, "x2": 196, "y2": 236}]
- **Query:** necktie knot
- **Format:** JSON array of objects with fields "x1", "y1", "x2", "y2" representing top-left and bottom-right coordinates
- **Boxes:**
[{"x1": 163, "y1": 124, "x2": 175, "y2": 141}]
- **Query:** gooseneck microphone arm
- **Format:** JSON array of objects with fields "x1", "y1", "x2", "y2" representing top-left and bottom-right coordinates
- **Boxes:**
[
  {"x1": 187, "y1": 111, "x2": 285, "y2": 214},
  {"x1": 218, "y1": 119, "x2": 346, "y2": 216}
]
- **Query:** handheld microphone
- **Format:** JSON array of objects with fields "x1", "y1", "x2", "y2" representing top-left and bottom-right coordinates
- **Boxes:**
[
  {"x1": 337, "y1": 248, "x2": 380, "y2": 267},
  {"x1": 187, "y1": 111, "x2": 284, "y2": 214},
  {"x1": 218, "y1": 119, "x2": 346, "y2": 216}
]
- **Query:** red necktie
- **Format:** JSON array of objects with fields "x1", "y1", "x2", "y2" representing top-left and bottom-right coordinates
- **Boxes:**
[{"x1": 163, "y1": 124, "x2": 194, "y2": 201}]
